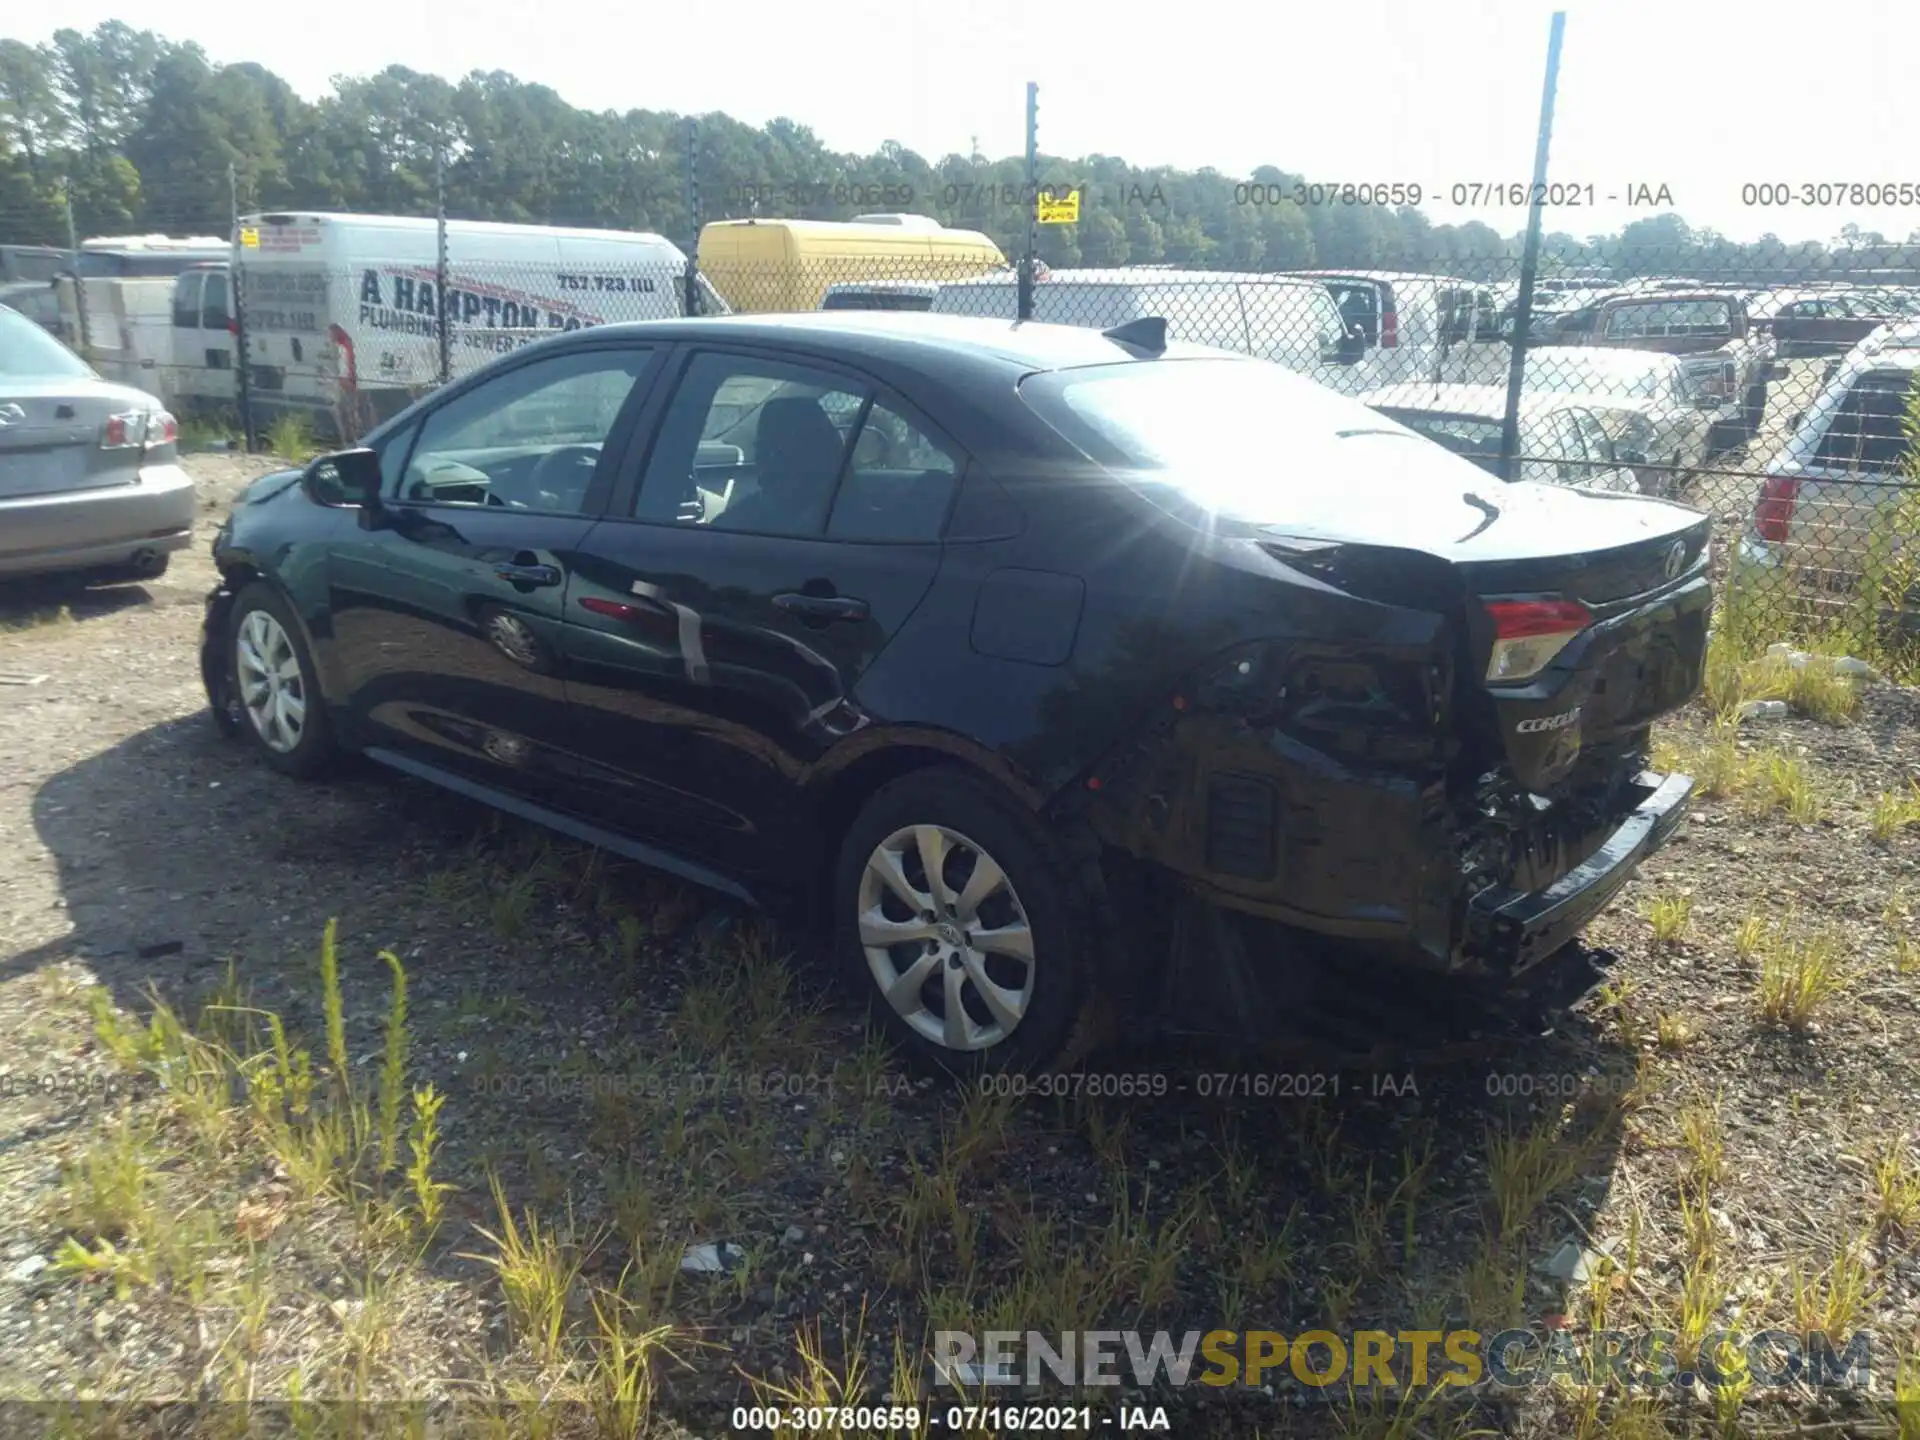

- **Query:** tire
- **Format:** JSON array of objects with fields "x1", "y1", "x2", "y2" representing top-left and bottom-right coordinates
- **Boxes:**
[
  {"x1": 226, "y1": 581, "x2": 336, "y2": 778},
  {"x1": 832, "y1": 767, "x2": 1094, "y2": 1077}
]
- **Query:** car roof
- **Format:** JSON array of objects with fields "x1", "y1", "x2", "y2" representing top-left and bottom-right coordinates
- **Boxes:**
[
  {"x1": 552, "y1": 310, "x2": 1240, "y2": 373},
  {"x1": 1294, "y1": 270, "x2": 1467, "y2": 286},
  {"x1": 935, "y1": 267, "x2": 1327, "y2": 290},
  {"x1": 1358, "y1": 383, "x2": 1645, "y2": 420}
]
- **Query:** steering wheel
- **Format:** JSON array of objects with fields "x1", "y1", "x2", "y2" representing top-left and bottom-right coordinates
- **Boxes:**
[{"x1": 526, "y1": 445, "x2": 602, "y2": 511}]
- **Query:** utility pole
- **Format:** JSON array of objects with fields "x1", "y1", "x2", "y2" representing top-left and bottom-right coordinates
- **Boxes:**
[
  {"x1": 1018, "y1": 84, "x2": 1038, "y2": 322},
  {"x1": 231, "y1": 163, "x2": 256, "y2": 452},
  {"x1": 1497, "y1": 12, "x2": 1567, "y2": 483}
]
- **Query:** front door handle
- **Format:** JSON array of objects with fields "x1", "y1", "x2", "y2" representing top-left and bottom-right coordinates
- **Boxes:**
[{"x1": 773, "y1": 591, "x2": 868, "y2": 623}]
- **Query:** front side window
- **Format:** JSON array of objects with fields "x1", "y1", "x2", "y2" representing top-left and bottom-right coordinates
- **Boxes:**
[
  {"x1": 200, "y1": 271, "x2": 232, "y2": 330},
  {"x1": 397, "y1": 347, "x2": 652, "y2": 513},
  {"x1": 172, "y1": 274, "x2": 204, "y2": 329}
]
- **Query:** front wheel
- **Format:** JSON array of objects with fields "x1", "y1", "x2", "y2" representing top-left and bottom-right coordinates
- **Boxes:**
[
  {"x1": 227, "y1": 582, "x2": 335, "y2": 778},
  {"x1": 833, "y1": 768, "x2": 1094, "y2": 1076}
]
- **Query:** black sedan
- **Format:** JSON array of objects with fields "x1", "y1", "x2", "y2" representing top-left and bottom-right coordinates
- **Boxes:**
[{"x1": 201, "y1": 312, "x2": 1711, "y2": 1073}]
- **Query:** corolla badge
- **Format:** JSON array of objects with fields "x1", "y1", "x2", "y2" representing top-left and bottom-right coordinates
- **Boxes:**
[
  {"x1": 1516, "y1": 707, "x2": 1582, "y2": 734},
  {"x1": 1663, "y1": 539, "x2": 1687, "y2": 580}
]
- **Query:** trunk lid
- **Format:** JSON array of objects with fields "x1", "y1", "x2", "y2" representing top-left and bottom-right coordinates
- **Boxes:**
[
  {"x1": 0, "y1": 378, "x2": 149, "y2": 501},
  {"x1": 1256, "y1": 433, "x2": 1712, "y2": 791}
]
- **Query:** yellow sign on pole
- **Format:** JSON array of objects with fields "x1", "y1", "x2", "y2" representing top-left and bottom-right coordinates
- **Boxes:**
[
  {"x1": 238, "y1": 227, "x2": 260, "y2": 249},
  {"x1": 1036, "y1": 189, "x2": 1080, "y2": 225}
]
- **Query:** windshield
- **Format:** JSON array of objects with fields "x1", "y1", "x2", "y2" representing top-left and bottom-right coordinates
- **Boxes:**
[
  {"x1": 0, "y1": 305, "x2": 92, "y2": 379},
  {"x1": 1019, "y1": 357, "x2": 1450, "y2": 522}
]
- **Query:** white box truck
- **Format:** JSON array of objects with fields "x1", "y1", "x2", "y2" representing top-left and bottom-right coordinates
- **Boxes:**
[{"x1": 170, "y1": 212, "x2": 722, "y2": 437}]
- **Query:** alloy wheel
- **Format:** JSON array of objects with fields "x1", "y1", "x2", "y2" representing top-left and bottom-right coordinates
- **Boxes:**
[
  {"x1": 236, "y1": 609, "x2": 306, "y2": 754},
  {"x1": 856, "y1": 823, "x2": 1035, "y2": 1052}
]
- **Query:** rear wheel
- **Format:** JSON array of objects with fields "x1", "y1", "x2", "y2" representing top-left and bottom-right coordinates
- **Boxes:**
[
  {"x1": 833, "y1": 768, "x2": 1093, "y2": 1076},
  {"x1": 228, "y1": 582, "x2": 335, "y2": 778}
]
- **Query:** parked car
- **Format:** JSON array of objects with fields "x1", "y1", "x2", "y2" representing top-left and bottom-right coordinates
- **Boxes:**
[
  {"x1": 1516, "y1": 346, "x2": 1717, "y2": 485},
  {"x1": 0, "y1": 304, "x2": 190, "y2": 583},
  {"x1": 821, "y1": 280, "x2": 940, "y2": 312},
  {"x1": 201, "y1": 311, "x2": 1711, "y2": 1073},
  {"x1": 0, "y1": 279, "x2": 67, "y2": 339},
  {"x1": 1767, "y1": 290, "x2": 1916, "y2": 358},
  {"x1": 1357, "y1": 383, "x2": 1651, "y2": 493},
  {"x1": 1293, "y1": 270, "x2": 1507, "y2": 393},
  {"x1": 1742, "y1": 320, "x2": 1920, "y2": 600},
  {"x1": 930, "y1": 268, "x2": 1365, "y2": 386},
  {"x1": 1548, "y1": 290, "x2": 1774, "y2": 447}
]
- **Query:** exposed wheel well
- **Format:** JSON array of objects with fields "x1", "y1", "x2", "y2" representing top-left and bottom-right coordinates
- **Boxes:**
[{"x1": 805, "y1": 746, "x2": 1025, "y2": 911}]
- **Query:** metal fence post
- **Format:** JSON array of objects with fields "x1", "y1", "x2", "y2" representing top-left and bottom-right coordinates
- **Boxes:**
[
  {"x1": 435, "y1": 148, "x2": 451, "y2": 385},
  {"x1": 230, "y1": 163, "x2": 257, "y2": 452},
  {"x1": 685, "y1": 116, "x2": 701, "y2": 316},
  {"x1": 1497, "y1": 11, "x2": 1566, "y2": 483},
  {"x1": 1018, "y1": 83, "x2": 1038, "y2": 323},
  {"x1": 63, "y1": 185, "x2": 91, "y2": 360}
]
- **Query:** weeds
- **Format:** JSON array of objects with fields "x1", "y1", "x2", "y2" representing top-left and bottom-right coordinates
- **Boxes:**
[
  {"x1": 1791, "y1": 1237, "x2": 1875, "y2": 1342},
  {"x1": 1870, "y1": 783, "x2": 1920, "y2": 843},
  {"x1": 1645, "y1": 892, "x2": 1692, "y2": 947},
  {"x1": 263, "y1": 413, "x2": 322, "y2": 463},
  {"x1": 465, "y1": 1172, "x2": 588, "y2": 1366},
  {"x1": 1870, "y1": 1136, "x2": 1920, "y2": 1234},
  {"x1": 1755, "y1": 925, "x2": 1845, "y2": 1028}
]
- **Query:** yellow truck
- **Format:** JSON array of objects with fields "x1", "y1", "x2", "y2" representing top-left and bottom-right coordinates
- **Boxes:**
[{"x1": 697, "y1": 216, "x2": 1006, "y2": 313}]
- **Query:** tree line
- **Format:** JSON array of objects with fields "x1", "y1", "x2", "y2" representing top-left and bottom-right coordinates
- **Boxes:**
[{"x1": 2, "y1": 23, "x2": 1917, "y2": 280}]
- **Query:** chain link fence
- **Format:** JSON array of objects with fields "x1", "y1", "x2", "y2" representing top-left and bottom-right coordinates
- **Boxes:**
[{"x1": 16, "y1": 219, "x2": 1920, "y2": 675}]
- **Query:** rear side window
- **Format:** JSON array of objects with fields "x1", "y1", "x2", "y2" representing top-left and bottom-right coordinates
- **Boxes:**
[
  {"x1": 1813, "y1": 370, "x2": 1915, "y2": 471},
  {"x1": 827, "y1": 400, "x2": 963, "y2": 542}
]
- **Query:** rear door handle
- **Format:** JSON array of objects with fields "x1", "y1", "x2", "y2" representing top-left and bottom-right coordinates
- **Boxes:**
[
  {"x1": 773, "y1": 592, "x2": 868, "y2": 623},
  {"x1": 495, "y1": 553, "x2": 562, "y2": 588}
]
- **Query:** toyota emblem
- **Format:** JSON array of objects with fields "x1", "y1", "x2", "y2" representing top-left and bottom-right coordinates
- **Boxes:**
[{"x1": 1663, "y1": 539, "x2": 1687, "y2": 580}]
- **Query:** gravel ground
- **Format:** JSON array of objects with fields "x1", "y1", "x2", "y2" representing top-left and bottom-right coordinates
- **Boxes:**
[{"x1": 1, "y1": 453, "x2": 1918, "y2": 1437}]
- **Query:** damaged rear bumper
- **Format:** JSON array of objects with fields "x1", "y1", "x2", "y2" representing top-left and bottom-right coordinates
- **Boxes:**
[{"x1": 1464, "y1": 769, "x2": 1692, "y2": 975}]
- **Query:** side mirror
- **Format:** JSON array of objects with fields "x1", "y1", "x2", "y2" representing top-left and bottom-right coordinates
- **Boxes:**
[{"x1": 303, "y1": 448, "x2": 382, "y2": 509}]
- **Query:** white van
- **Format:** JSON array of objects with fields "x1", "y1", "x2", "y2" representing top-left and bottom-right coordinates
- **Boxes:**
[
  {"x1": 198, "y1": 212, "x2": 722, "y2": 436},
  {"x1": 48, "y1": 236, "x2": 229, "y2": 396},
  {"x1": 929, "y1": 267, "x2": 1366, "y2": 386},
  {"x1": 1296, "y1": 270, "x2": 1507, "y2": 393}
]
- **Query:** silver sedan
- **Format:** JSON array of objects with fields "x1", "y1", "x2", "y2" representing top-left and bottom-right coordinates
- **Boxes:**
[{"x1": 0, "y1": 304, "x2": 194, "y2": 582}]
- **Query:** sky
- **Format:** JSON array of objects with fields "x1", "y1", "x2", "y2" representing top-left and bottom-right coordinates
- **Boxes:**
[{"x1": 20, "y1": 0, "x2": 1920, "y2": 247}]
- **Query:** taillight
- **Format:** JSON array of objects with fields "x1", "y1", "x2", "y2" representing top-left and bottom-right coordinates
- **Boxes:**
[
  {"x1": 101, "y1": 410, "x2": 144, "y2": 449},
  {"x1": 328, "y1": 323, "x2": 357, "y2": 390},
  {"x1": 1483, "y1": 598, "x2": 1591, "y2": 684},
  {"x1": 144, "y1": 410, "x2": 178, "y2": 451},
  {"x1": 1756, "y1": 476, "x2": 1799, "y2": 542},
  {"x1": 1380, "y1": 305, "x2": 1399, "y2": 349}
]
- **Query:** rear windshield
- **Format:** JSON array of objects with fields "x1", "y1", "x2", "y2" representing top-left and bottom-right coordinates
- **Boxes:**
[
  {"x1": 822, "y1": 290, "x2": 934, "y2": 311},
  {"x1": 1812, "y1": 368, "x2": 1916, "y2": 472},
  {"x1": 1019, "y1": 357, "x2": 1428, "y2": 521},
  {"x1": 1374, "y1": 408, "x2": 1503, "y2": 466},
  {"x1": 1601, "y1": 299, "x2": 1732, "y2": 338},
  {"x1": 0, "y1": 305, "x2": 92, "y2": 378}
]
